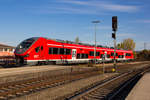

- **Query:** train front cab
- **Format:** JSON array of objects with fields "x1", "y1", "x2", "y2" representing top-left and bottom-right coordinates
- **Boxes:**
[{"x1": 15, "y1": 37, "x2": 42, "y2": 65}]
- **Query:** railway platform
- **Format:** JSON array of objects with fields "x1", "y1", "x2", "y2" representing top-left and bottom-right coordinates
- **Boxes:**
[{"x1": 126, "y1": 72, "x2": 150, "y2": 100}]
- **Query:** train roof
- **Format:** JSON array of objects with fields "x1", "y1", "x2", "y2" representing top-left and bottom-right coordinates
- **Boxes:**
[
  {"x1": 44, "y1": 37, "x2": 110, "y2": 48},
  {"x1": 39, "y1": 37, "x2": 132, "y2": 52}
]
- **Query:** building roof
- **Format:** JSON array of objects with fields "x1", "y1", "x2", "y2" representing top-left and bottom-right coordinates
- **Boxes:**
[{"x1": 0, "y1": 43, "x2": 15, "y2": 49}]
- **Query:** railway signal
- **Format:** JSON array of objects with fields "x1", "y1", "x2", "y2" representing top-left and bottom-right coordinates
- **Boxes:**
[
  {"x1": 112, "y1": 16, "x2": 118, "y2": 72},
  {"x1": 112, "y1": 16, "x2": 117, "y2": 31},
  {"x1": 112, "y1": 33, "x2": 116, "y2": 39}
]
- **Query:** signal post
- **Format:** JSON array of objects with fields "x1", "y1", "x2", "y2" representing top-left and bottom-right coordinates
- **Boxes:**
[{"x1": 112, "y1": 16, "x2": 118, "y2": 72}]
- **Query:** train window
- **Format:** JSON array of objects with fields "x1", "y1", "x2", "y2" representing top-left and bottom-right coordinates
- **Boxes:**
[
  {"x1": 116, "y1": 53, "x2": 118, "y2": 56},
  {"x1": 120, "y1": 55, "x2": 124, "y2": 58},
  {"x1": 100, "y1": 54, "x2": 103, "y2": 58},
  {"x1": 77, "y1": 54, "x2": 80, "y2": 59},
  {"x1": 126, "y1": 53, "x2": 131, "y2": 56},
  {"x1": 89, "y1": 51, "x2": 94, "y2": 56},
  {"x1": 96, "y1": 52, "x2": 100, "y2": 56},
  {"x1": 107, "y1": 54, "x2": 110, "y2": 58},
  {"x1": 35, "y1": 47, "x2": 40, "y2": 53},
  {"x1": 49, "y1": 48, "x2": 52, "y2": 54},
  {"x1": 83, "y1": 54, "x2": 88, "y2": 58},
  {"x1": 19, "y1": 38, "x2": 36, "y2": 49},
  {"x1": 77, "y1": 53, "x2": 88, "y2": 59},
  {"x1": 53, "y1": 48, "x2": 58, "y2": 54},
  {"x1": 85, "y1": 54, "x2": 88, "y2": 58},
  {"x1": 83, "y1": 54, "x2": 87, "y2": 59},
  {"x1": 81, "y1": 54, "x2": 84, "y2": 59},
  {"x1": 59, "y1": 48, "x2": 64, "y2": 54},
  {"x1": 118, "y1": 55, "x2": 121, "y2": 58},
  {"x1": 41, "y1": 46, "x2": 43, "y2": 51},
  {"x1": 111, "y1": 52, "x2": 114, "y2": 56},
  {"x1": 66, "y1": 49, "x2": 71, "y2": 55}
]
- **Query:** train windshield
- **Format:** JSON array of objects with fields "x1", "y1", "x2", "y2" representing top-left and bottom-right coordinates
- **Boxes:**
[
  {"x1": 15, "y1": 37, "x2": 38, "y2": 54},
  {"x1": 19, "y1": 38, "x2": 36, "y2": 49}
]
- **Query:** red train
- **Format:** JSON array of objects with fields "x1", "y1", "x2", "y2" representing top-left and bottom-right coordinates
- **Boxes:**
[{"x1": 14, "y1": 37, "x2": 134, "y2": 65}]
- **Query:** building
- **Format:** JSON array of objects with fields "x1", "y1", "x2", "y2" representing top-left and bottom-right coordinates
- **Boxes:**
[{"x1": 0, "y1": 43, "x2": 15, "y2": 56}]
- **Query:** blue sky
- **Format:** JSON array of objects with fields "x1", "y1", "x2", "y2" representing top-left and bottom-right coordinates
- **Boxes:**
[{"x1": 0, "y1": 0, "x2": 150, "y2": 50}]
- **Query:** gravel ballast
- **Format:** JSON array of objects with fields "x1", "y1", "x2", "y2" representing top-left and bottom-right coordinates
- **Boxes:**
[{"x1": 14, "y1": 73, "x2": 117, "y2": 100}]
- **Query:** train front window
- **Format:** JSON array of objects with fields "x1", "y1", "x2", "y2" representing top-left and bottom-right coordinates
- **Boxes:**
[
  {"x1": 15, "y1": 37, "x2": 38, "y2": 54},
  {"x1": 19, "y1": 38, "x2": 36, "y2": 49}
]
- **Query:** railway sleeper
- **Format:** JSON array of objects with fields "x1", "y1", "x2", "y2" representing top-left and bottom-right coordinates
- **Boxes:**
[
  {"x1": 0, "y1": 90, "x2": 5, "y2": 93},
  {"x1": 23, "y1": 91, "x2": 29, "y2": 93},
  {"x1": 7, "y1": 94, "x2": 16, "y2": 98},
  {"x1": 0, "y1": 96, "x2": 7, "y2": 100},
  {"x1": 1, "y1": 88, "x2": 11, "y2": 91},
  {"x1": 16, "y1": 92, "x2": 23, "y2": 96},
  {"x1": 87, "y1": 94, "x2": 104, "y2": 99},
  {"x1": 35, "y1": 88, "x2": 40, "y2": 90}
]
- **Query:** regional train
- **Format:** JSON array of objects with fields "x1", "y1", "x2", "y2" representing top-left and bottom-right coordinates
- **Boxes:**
[{"x1": 14, "y1": 37, "x2": 134, "y2": 65}]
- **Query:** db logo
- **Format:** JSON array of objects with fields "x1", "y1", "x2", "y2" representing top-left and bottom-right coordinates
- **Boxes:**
[{"x1": 34, "y1": 55, "x2": 39, "y2": 58}]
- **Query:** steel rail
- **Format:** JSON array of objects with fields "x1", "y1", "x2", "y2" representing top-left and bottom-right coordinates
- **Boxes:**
[
  {"x1": 0, "y1": 70, "x2": 100, "y2": 100},
  {"x1": 106, "y1": 66, "x2": 150, "y2": 100},
  {"x1": 63, "y1": 66, "x2": 150, "y2": 100}
]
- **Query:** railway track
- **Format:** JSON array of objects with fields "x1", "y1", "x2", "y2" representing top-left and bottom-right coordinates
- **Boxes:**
[
  {"x1": 0, "y1": 62, "x2": 149, "y2": 100},
  {"x1": 59, "y1": 66, "x2": 150, "y2": 100},
  {"x1": 0, "y1": 69, "x2": 102, "y2": 100}
]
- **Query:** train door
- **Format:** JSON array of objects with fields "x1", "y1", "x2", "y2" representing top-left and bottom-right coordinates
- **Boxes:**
[
  {"x1": 72, "y1": 49, "x2": 76, "y2": 60},
  {"x1": 39, "y1": 39, "x2": 45, "y2": 60},
  {"x1": 40, "y1": 46, "x2": 44, "y2": 59},
  {"x1": 124, "y1": 53, "x2": 126, "y2": 59}
]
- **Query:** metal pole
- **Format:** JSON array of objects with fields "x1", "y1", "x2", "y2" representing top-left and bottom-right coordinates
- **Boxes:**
[
  {"x1": 94, "y1": 23, "x2": 96, "y2": 64},
  {"x1": 102, "y1": 53, "x2": 105, "y2": 74},
  {"x1": 114, "y1": 31, "x2": 117, "y2": 71},
  {"x1": 144, "y1": 42, "x2": 146, "y2": 50},
  {"x1": 92, "y1": 20, "x2": 100, "y2": 64}
]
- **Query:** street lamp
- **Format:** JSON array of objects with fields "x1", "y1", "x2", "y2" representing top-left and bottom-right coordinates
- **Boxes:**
[{"x1": 92, "y1": 20, "x2": 100, "y2": 64}]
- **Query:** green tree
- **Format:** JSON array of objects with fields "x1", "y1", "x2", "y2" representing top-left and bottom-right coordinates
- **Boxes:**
[
  {"x1": 117, "y1": 38, "x2": 136, "y2": 51},
  {"x1": 75, "y1": 36, "x2": 80, "y2": 44},
  {"x1": 117, "y1": 43, "x2": 121, "y2": 49}
]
